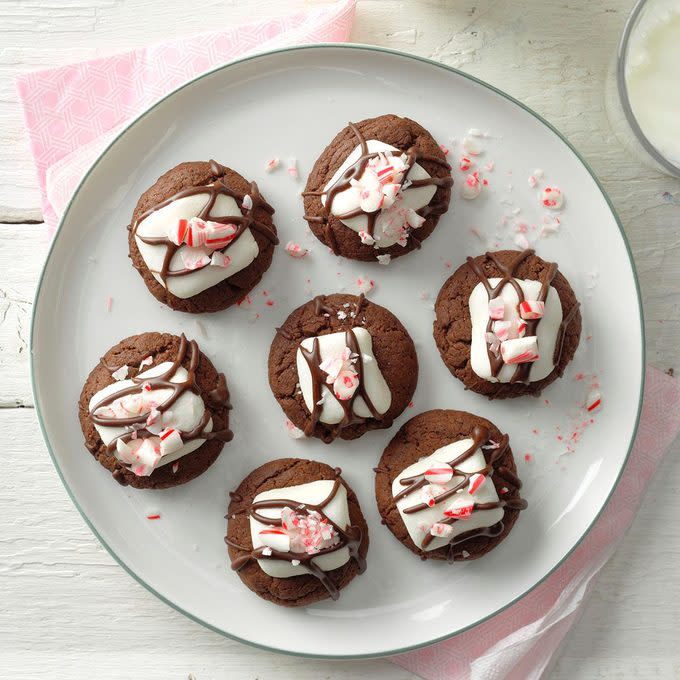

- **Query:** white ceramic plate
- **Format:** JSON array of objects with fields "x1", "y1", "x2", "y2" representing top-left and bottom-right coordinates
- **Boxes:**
[{"x1": 31, "y1": 45, "x2": 644, "y2": 658}]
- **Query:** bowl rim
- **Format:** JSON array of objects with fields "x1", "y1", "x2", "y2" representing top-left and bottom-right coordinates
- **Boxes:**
[{"x1": 617, "y1": 0, "x2": 680, "y2": 178}]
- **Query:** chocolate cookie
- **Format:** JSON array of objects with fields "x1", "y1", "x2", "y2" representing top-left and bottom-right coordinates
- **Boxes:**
[
  {"x1": 302, "y1": 115, "x2": 453, "y2": 262},
  {"x1": 129, "y1": 160, "x2": 278, "y2": 313},
  {"x1": 269, "y1": 293, "x2": 418, "y2": 443},
  {"x1": 433, "y1": 249, "x2": 581, "y2": 398},
  {"x1": 226, "y1": 458, "x2": 368, "y2": 607},
  {"x1": 375, "y1": 409, "x2": 527, "y2": 562},
  {"x1": 78, "y1": 332, "x2": 232, "y2": 489}
]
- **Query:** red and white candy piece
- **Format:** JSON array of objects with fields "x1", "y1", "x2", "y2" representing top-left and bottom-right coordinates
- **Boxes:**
[
  {"x1": 493, "y1": 319, "x2": 528, "y2": 341},
  {"x1": 264, "y1": 157, "x2": 280, "y2": 173},
  {"x1": 285, "y1": 241, "x2": 309, "y2": 258},
  {"x1": 462, "y1": 172, "x2": 482, "y2": 200},
  {"x1": 358, "y1": 230, "x2": 375, "y2": 246},
  {"x1": 443, "y1": 496, "x2": 474, "y2": 520},
  {"x1": 242, "y1": 194, "x2": 253, "y2": 210},
  {"x1": 404, "y1": 208, "x2": 425, "y2": 229},
  {"x1": 542, "y1": 186, "x2": 564, "y2": 210},
  {"x1": 259, "y1": 527, "x2": 291, "y2": 553},
  {"x1": 485, "y1": 332, "x2": 501, "y2": 357},
  {"x1": 287, "y1": 157, "x2": 299, "y2": 179},
  {"x1": 468, "y1": 473, "x2": 486, "y2": 495},
  {"x1": 130, "y1": 438, "x2": 161, "y2": 477},
  {"x1": 424, "y1": 462, "x2": 454, "y2": 486},
  {"x1": 500, "y1": 336, "x2": 539, "y2": 365},
  {"x1": 181, "y1": 250, "x2": 210, "y2": 271},
  {"x1": 462, "y1": 136, "x2": 482, "y2": 156},
  {"x1": 459, "y1": 156, "x2": 473, "y2": 171},
  {"x1": 421, "y1": 484, "x2": 445, "y2": 507},
  {"x1": 159, "y1": 428, "x2": 183, "y2": 456},
  {"x1": 285, "y1": 419, "x2": 305, "y2": 439},
  {"x1": 210, "y1": 251, "x2": 232, "y2": 268},
  {"x1": 430, "y1": 522, "x2": 454, "y2": 538},
  {"x1": 586, "y1": 389, "x2": 602, "y2": 412},
  {"x1": 111, "y1": 365, "x2": 129, "y2": 381},
  {"x1": 204, "y1": 221, "x2": 237, "y2": 249},
  {"x1": 333, "y1": 370, "x2": 360, "y2": 401},
  {"x1": 488, "y1": 297, "x2": 505, "y2": 320},
  {"x1": 519, "y1": 300, "x2": 545, "y2": 320}
]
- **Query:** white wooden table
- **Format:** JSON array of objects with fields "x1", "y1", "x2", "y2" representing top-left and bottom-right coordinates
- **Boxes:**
[{"x1": 2, "y1": 1, "x2": 680, "y2": 678}]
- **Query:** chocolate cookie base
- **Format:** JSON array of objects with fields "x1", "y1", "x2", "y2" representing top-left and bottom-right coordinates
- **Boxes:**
[
  {"x1": 226, "y1": 458, "x2": 369, "y2": 607},
  {"x1": 375, "y1": 409, "x2": 524, "y2": 561},
  {"x1": 303, "y1": 114, "x2": 452, "y2": 262},
  {"x1": 433, "y1": 250, "x2": 582, "y2": 398},
  {"x1": 78, "y1": 332, "x2": 232, "y2": 489},
  {"x1": 129, "y1": 161, "x2": 277, "y2": 314},
  {"x1": 268, "y1": 293, "x2": 418, "y2": 442}
]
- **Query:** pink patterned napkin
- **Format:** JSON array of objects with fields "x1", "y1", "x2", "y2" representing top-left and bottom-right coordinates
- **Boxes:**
[
  {"x1": 15, "y1": 6, "x2": 677, "y2": 677},
  {"x1": 394, "y1": 366, "x2": 680, "y2": 680},
  {"x1": 15, "y1": 0, "x2": 356, "y2": 235}
]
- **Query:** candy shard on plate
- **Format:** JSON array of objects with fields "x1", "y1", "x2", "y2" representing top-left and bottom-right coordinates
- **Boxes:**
[
  {"x1": 542, "y1": 186, "x2": 564, "y2": 210},
  {"x1": 265, "y1": 157, "x2": 280, "y2": 173},
  {"x1": 285, "y1": 418, "x2": 306, "y2": 439},
  {"x1": 377, "y1": 254, "x2": 391, "y2": 265},
  {"x1": 586, "y1": 389, "x2": 602, "y2": 412},
  {"x1": 461, "y1": 171, "x2": 482, "y2": 199},
  {"x1": 285, "y1": 241, "x2": 309, "y2": 258}
]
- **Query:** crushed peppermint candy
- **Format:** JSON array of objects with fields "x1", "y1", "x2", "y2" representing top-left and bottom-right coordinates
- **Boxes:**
[
  {"x1": 358, "y1": 230, "x2": 376, "y2": 245},
  {"x1": 542, "y1": 186, "x2": 564, "y2": 210},
  {"x1": 461, "y1": 172, "x2": 483, "y2": 199},
  {"x1": 210, "y1": 251, "x2": 232, "y2": 268},
  {"x1": 111, "y1": 365, "x2": 129, "y2": 381},
  {"x1": 444, "y1": 496, "x2": 474, "y2": 519},
  {"x1": 275, "y1": 506, "x2": 340, "y2": 555},
  {"x1": 430, "y1": 522, "x2": 454, "y2": 538},
  {"x1": 242, "y1": 194, "x2": 253, "y2": 210},
  {"x1": 377, "y1": 254, "x2": 391, "y2": 265},
  {"x1": 264, "y1": 157, "x2": 280, "y2": 173},
  {"x1": 462, "y1": 136, "x2": 483, "y2": 156},
  {"x1": 424, "y1": 463, "x2": 454, "y2": 485},
  {"x1": 353, "y1": 276, "x2": 375, "y2": 295},
  {"x1": 285, "y1": 241, "x2": 309, "y2": 258},
  {"x1": 319, "y1": 347, "x2": 359, "y2": 401},
  {"x1": 139, "y1": 356, "x2": 153, "y2": 369},
  {"x1": 501, "y1": 336, "x2": 539, "y2": 364},
  {"x1": 459, "y1": 156, "x2": 473, "y2": 171},
  {"x1": 285, "y1": 419, "x2": 306, "y2": 439},
  {"x1": 585, "y1": 389, "x2": 602, "y2": 412},
  {"x1": 287, "y1": 157, "x2": 299, "y2": 179}
]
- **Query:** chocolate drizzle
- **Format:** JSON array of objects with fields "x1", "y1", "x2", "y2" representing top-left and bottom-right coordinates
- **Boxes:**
[
  {"x1": 226, "y1": 470, "x2": 366, "y2": 600},
  {"x1": 302, "y1": 122, "x2": 452, "y2": 252},
  {"x1": 466, "y1": 250, "x2": 579, "y2": 384},
  {"x1": 131, "y1": 160, "x2": 278, "y2": 286},
  {"x1": 88, "y1": 334, "x2": 233, "y2": 477},
  {"x1": 393, "y1": 425, "x2": 527, "y2": 562}
]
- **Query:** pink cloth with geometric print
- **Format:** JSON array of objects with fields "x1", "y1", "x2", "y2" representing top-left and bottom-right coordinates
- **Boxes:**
[
  {"x1": 15, "y1": 0, "x2": 356, "y2": 236},
  {"x1": 15, "y1": 4, "x2": 677, "y2": 677},
  {"x1": 393, "y1": 367, "x2": 680, "y2": 680}
]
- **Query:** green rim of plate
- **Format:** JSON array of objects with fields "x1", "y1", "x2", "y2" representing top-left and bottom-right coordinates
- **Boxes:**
[{"x1": 29, "y1": 43, "x2": 646, "y2": 660}]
